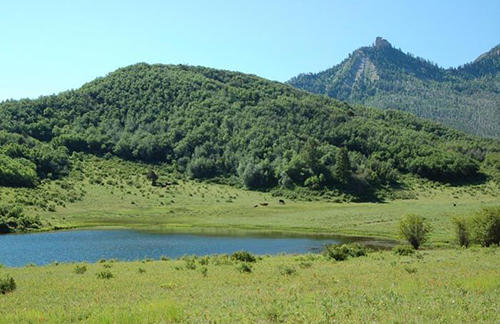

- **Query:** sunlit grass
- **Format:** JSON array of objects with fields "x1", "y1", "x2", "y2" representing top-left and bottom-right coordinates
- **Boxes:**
[
  {"x1": 1, "y1": 155, "x2": 498, "y2": 244},
  {"x1": 0, "y1": 247, "x2": 498, "y2": 323}
]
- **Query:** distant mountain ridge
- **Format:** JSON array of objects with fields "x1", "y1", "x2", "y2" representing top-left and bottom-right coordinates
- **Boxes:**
[{"x1": 288, "y1": 37, "x2": 500, "y2": 138}]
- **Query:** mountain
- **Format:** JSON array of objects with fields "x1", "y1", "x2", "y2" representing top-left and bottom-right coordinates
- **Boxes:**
[
  {"x1": 0, "y1": 64, "x2": 498, "y2": 200},
  {"x1": 288, "y1": 37, "x2": 500, "y2": 138}
]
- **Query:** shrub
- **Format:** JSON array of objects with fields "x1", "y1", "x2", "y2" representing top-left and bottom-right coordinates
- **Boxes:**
[
  {"x1": 187, "y1": 157, "x2": 217, "y2": 179},
  {"x1": 138, "y1": 267, "x2": 146, "y2": 274},
  {"x1": 185, "y1": 258, "x2": 197, "y2": 270},
  {"x1": 198, "y1": 256, "x2": 209, "y2": 265},
  {"x1": 200, "y1": 266, "x2": 208, "y2": 277},
  {"x1": 324, "y1": 245, "x2": 349, "y2": 261},
  {"x1": 453, "y1": 217, "x2": 470, "y2": 247},
  {"x1": 236, "y1": 263, "x2": 252, "y2": 273},
  {"x1": 239, "y1": 160, "x2": 277, "y2": 189},
  {"x1": 404, "y1": 266, "x2": 418, "y2": 274},
  {"x1": 278, "y1": 265, "x2": 297, "y2": 276},
  {"x1": 393, "y1": 245, "x2": 415, "y2": 256},
  {"x1": 211, "y1": 254, "x2": 232, "y2": 266},
  {"x1": 231, "y1": 250, "x2": 256, "y2": 263},
  {"x1": 471, "y1": 207, "x2": 500, "y2": 247},
  {"x1": 398, "y1": 214, "x2": 431, "y2": 249},
  {"x1": 324, "y1": 244, "x2": 368, "y2": 261},
  {"x1": 0, "y1": 154, "x2": 38, "y2": 187},
  {"x1": 347, "y1": 244, "x2": 368, "y2": 257},
  {"x1": 74, "y1": 264, "x2": 87, "y2": 274},
  {"x1": 0, "y1": 275, "x2": 16, "y2": 294},
  {"x1": 96, "y1": 270, "x2": 114, "y2": 279},
  {"x1": 0, "y1": 205, "x2": 41, "y2": 233},
  {"x1": 299, "y1": 261, "x2": 312, "y2": 269}
]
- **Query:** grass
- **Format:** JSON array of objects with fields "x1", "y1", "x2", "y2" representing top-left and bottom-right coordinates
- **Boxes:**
[
  {"x1": 0, "y1": 247, "x2": 498, "y2": 322},
  {"x1": 0, "y1": 154, "x2": 498, "y2": 244},
  {"x1": 1, "y1": 155, "x2": 499, "y2": 322}
]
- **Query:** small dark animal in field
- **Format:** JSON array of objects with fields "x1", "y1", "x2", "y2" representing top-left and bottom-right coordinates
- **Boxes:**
[
  {"x1": 253, "y1": 205, "x2": 258, "y2": 208},
  {"x1": 146, "y1": 170, "x2": 158, "y2": 186},
  {"x1": 453, "y1": 203, "x2": 456, "y2": 207},
  {"x1": 279, "y1": 199, "x2": 285, "y2": 205},
  {"x1": 260, "y1": 202, "x2": 269, "y2": 206}
]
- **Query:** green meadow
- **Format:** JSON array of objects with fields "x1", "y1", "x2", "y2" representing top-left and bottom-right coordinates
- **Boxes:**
[
  {"x1": 1, "y1": 154, "x2": 498, "y2": 244},
  {"x1": 1, "y1": 248, "x2": 499, "y2": 323},
  {"x1": 1, "y1": 154, "x2": 499, "y2": 322}
]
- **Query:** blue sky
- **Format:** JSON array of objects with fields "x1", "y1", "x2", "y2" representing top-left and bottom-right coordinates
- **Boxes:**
[{"x1": 1, "y1": 0, "x2": 498, "y2": 101}]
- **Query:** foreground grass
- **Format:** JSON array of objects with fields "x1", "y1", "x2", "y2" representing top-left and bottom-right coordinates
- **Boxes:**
[
  {"x1": 0, "y1": 247, "x2": 498, "y2": 323},
  {"x1": 1, "y1": 155, "x2": 498, "y2": 244}
]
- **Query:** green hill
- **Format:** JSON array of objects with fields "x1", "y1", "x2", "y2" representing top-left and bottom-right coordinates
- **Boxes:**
[
  {"x1": 0, "y1": 63, "x2": 498, "y2": 203},
  {"x1": 288, "y1": 37, "x2": 500, "y2": 138}
]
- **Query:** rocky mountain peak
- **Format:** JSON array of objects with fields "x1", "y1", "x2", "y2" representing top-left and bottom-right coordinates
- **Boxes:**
[{"x1": 374, "y1": 37, "x2": 391, "y2": 49}]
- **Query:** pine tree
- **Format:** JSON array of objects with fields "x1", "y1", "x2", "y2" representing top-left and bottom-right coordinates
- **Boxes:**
[{"x1": 334, "y1": 147, "x2": 350, "y2": 184}]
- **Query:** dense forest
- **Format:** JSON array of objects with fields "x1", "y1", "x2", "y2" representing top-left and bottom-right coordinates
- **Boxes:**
[
  {"x1": 288, "y1": 38, "x2": 500, "y2": 139},
  {"x1": 0, "y1": 63, "x2": 498, "y2": 198}
]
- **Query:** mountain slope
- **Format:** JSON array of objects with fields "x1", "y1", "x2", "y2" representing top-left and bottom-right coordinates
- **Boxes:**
[
  {"x1": 288, "y1": 37, "x2": 500, "y2": 138},
  {"x1": 0, "y1": 63, "x2": 498, "y2": 201}
]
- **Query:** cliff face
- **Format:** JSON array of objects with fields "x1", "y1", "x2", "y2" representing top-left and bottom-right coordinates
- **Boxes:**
[{"x1": 288, "y1": 38, "x2": 500, "y2": 138}]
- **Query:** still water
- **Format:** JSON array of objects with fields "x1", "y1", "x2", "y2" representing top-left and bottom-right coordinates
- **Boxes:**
[{"x1": 0, "y1": 229, "x2": 341, "y2": 267}]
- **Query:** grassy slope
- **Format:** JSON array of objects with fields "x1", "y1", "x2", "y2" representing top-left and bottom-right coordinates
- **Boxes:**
[
  {"x1": 1, "y1": 248, "x2": 499, "y2": 323},
  {"x1": 1, "y1": 154, "x2": 498, "y2": 244}
]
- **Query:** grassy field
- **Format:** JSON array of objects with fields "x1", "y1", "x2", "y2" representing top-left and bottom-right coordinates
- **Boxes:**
[
  {"x1": 1, "y1": 154, "x2": 498, "y2": 244},
  {"x1": 1, "y1": 247, "x2": 499, "y2": 323},
  {"x1": 1, "y1": 155, "x2": 499, "y2": 322}
]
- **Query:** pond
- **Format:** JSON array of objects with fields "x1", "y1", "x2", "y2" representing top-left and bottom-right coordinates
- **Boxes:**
[{"x1": 0, "y1": 229, "x2": 345, "y2": 267}]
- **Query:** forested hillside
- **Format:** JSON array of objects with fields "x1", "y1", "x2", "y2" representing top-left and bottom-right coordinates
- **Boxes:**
[
  {"x1": 288, "y1": 38, "x2": 500, "y2": 138},
  {"x1": 0, "y1": 63, "x2": 498, "y2": 199}
]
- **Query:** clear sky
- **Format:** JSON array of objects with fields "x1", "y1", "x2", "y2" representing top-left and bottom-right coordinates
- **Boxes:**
[{"x1": 1, "y1": 0, "x2": 499, "y2": 101}]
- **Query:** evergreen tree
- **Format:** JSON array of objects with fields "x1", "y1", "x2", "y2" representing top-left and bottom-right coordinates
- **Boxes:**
[{"x1": 334, "y1": 147, "x2": 350, "y2": 184}]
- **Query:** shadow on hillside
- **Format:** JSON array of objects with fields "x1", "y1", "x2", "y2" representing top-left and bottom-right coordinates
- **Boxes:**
[
  {"x1": 443, "y1": 172, "x2": 490, "y2": 187},
  {"x1": 344, "y1": 177, "x2": 386, "y2": 203}
]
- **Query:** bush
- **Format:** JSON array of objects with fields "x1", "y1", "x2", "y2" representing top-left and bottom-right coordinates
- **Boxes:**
[
  {"x1": 184, "y1": 258, "x2": 197, "y2": 270},
  {"x1": 74, "y1": 264, "x2": 87, "y2": 274},
  {"x1": 298, "y1": 261, "x2": 312, "y2": 268},
  {"x1": 96, "y1": 270, "x2": 114, "y2": 279},
  {"x1": 236, "y1": 263, "x2": 252, "y2": 273},
  {"x1": 393, "y1": 245, "x2": 415, "y2": 256},
  {"x1": 324, "y1": 245, "x2": 349, "y2": 261},
  {"x1": 186, "y1": 157, "x2": 217, "y2": 179},
  {"x1": 239, "y1": 161, "x2": 277, "y2": 189},
  {"x1": 324, "y1": 244, "x2": 367, "y2": 261},
  {"x1": 0, "y1": 154, "x2": 38, "y2": 187},
  {"x1": 471, "y1": 207, "x2": 500, "y2": 247},
  {"x1": 398, "y1": 214, "x2": 431, "y2": 249},
  {"x1": 347, "y1": 244, "x2": 368, "y2": 257},
  {"x1": 404, "y1": 266, "x2": 418, "y2": 274},
  {"x1": 198, "y1": 256, "x2": 209, "y2": 265},
  {"x1": 231, "y1": 251, "x2": 256, "y2": 263},
  {"x1": 453, "y1": 217, "x2": 470, "y2": 247},
  {"x1": 0, "y1": 275, "x2": 16, "y2": 294},
  {"x1": 0, "y1": 205, "x2": 41, "y2": 233},
  {"x1": 278, "y1": 265, "x2": 297, "y2": 276}
]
